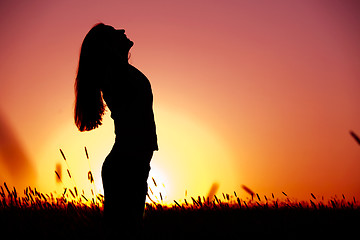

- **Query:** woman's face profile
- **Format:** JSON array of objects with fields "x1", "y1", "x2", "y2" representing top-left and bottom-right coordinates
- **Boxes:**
[{"x1": 107, "y1": 26, "x2": 133, "y2": 56}]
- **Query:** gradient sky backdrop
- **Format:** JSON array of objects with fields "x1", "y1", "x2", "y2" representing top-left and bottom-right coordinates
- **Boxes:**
[{"x1": 0, "y1": 0, "x2": 359, "y2": 203}]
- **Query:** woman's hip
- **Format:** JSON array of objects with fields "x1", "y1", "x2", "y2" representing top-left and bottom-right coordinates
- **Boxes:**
[{"x1": 102, "y1": 149, "x2": 153, "y2": 181}]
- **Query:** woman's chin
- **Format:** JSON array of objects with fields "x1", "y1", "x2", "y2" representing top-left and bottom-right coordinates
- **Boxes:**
[{"x1": 128, "y1": 40, "x2": 134, "y2": 48}]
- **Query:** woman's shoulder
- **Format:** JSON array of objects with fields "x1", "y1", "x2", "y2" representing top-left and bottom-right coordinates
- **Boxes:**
[
  {"x1": 128, "y1": 64, "x2": 151, "y2": 87},
  {"x1": 129, "y1": 65, "x2": 148, "y2": 79}
]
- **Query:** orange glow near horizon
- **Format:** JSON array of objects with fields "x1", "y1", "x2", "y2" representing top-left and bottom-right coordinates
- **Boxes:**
[
  {"x1": 37, "y1": 105, "x2": 239, "y2": 204},
  {"x1": 0, "y1": 1, "x2": 360, "y2": 203}
]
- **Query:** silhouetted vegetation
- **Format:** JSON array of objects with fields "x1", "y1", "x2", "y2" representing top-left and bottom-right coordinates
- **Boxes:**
[
  {"x1": 1, "y1": 182, "x2": 359, "y2": 239},
  {"x1": 2, "y1": 145, "x2": 360, "y2": 239}
]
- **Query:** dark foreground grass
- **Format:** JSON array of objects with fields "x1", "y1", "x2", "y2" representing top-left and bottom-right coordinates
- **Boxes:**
[
  {"x1": 145, "y1": 205, "x2": 360, "y2": 239},
  {"x1": 1, "y1": 183, "x2": 360, "y2": 240}
]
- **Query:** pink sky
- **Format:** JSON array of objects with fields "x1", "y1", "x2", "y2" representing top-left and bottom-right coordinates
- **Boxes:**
[{"x1": 0, "y1": 0, "x2": 359, "y2": 202}]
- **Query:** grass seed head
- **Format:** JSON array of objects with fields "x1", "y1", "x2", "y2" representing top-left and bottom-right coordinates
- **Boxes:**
[
  {"x1": 88, "y1": 171, "x2": 94, "y2": 183},
  {"x1": 59, "y1": 149, "x2": 66, "y2": 161},
  {"x1": 350, "y1": 130, "x2": 360, "y2": 145},
  {"x1": 152, "y1": 177, "x2": 157, "y2": 187},
  {"x1": 311, "y1": 193, "x2": 316, "y2": 200},
  {"x1": 241, "y1": 185, "x2": 254, "y2": 198},
  {"x1": 4, "y1": 182, "x2": 11, "y2": 196},
  {"x1": 256, "y1": 193, "x2": 261, "y2": 201},
  {"x1": 67, "y1": 169, "x2": 72, "y2": 179},
  {"x1": 84, "y1": 146, "x2": 89, "y2": 159},
  {"x1": 55, "y1": 171, "x2": 62, "y2": 183}
]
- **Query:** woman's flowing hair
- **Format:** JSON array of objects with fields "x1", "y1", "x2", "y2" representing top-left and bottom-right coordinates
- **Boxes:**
[{"x1": 74, "y1": 23, "x2": 113, "y2": 131}]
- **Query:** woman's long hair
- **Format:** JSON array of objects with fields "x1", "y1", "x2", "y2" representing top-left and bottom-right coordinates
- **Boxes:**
[{"x1": 74, "y1": 23, "x2": 114, "y2": 131}]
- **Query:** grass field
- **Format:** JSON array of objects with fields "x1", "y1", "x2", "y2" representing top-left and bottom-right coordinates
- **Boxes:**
[
  {"x1": 1, "y1": 182, "x2": 359, "y2": 240},
  {"x1": 2, "y1": 145, "x2": 360, "y2": 239}
]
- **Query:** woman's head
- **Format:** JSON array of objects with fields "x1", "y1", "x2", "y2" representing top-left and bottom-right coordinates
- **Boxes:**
[
  {"x1": 74, "y1": 23, "x2": 132, "y2": 131},
  {"x1": 80, "y1": 23, "x2": 133, "y2": 65}
]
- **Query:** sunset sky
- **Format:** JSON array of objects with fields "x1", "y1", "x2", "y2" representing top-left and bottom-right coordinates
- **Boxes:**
[{"x1": 0, "y1": 0, "x2": 359, "y2": 203}]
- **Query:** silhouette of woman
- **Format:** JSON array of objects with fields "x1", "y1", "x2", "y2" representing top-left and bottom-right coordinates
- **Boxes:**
[{"x1": 74, "y1": 23, "x2": 158, "y2": 238}]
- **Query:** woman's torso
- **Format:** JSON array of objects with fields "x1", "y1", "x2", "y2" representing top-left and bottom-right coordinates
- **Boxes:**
[{"x1": 101, "y1": 64, "x2": 158, "y2": 151}]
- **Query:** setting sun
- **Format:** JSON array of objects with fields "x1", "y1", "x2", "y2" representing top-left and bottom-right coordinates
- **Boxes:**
[{"x1": 36, "y1": 104, "x2": 239, "y2": 204}]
